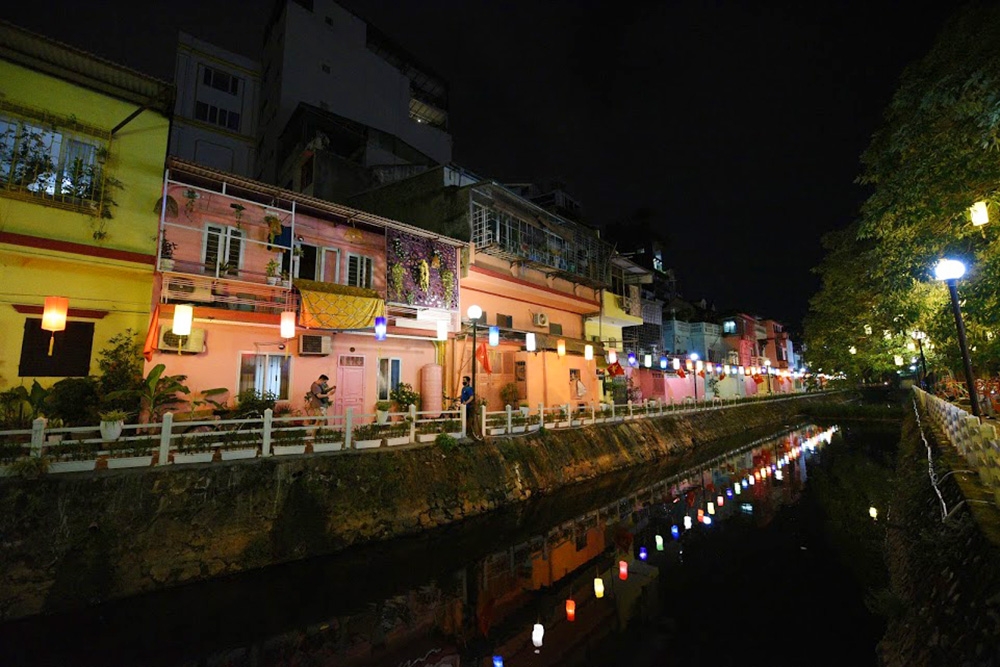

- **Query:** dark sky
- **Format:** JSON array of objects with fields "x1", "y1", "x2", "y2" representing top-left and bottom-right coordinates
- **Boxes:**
[{"x1": 3, "y1": 0, "x2": 958, "y2": 334}]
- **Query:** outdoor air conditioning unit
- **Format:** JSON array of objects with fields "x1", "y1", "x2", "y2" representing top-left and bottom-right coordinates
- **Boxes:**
[
  {"x1": 299, "y1": 334, "x2": 332, "y2": 356},
  {"x1": 157, "y1": 326, "x2": 206, "y2": 353},
  {"x1": 532, "y1": 312, "x2": 549, "y2": 327}
]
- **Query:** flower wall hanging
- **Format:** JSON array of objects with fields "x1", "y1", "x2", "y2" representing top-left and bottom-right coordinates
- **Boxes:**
[{"x1": 385, "y1": 230, "x2": 458, "y2": 309}]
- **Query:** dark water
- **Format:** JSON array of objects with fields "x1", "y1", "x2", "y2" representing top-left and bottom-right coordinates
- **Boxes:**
[{"x1": 0, "y1": 421, "x2": 897, "y2": 667}]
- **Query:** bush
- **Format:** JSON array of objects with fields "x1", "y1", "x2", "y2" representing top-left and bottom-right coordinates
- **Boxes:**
[
  {"x1": 96, "y1": 329, "x2": 143, "y2": 414},
  {"x1": 0, "y1": 389, "x2": 30, "y2": 429},
  {"x1": 47, "y1": 377, "x2": 100, "y2": 426},
  {"x1": 389, "y1": 383, "x2": 420, "y2": 411},
  {"x1": 435, "y1": 432, "x2": 457, "y2": 452},
  {"x1": 499, "y1": 382, "x2": 519, "y2": 408},
  {"x1": 233, "y1": 389, "x2": 277, "y2": 418},
  {"x1": 353, "y1": 423, "x2": 383, "y2": 441}
]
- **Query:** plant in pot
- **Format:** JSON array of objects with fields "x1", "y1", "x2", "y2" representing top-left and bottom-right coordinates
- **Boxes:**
[
  {"x1": 98, "y1": 409, "x2": 130, "y2": 441},
  {"x1": 264, "y1": 213, "x2": 282, "y2": 246},
  {"x1": 265, "y1": 257, "x2": 281, "y2": 285},
  {"x1": 374, "y1": 400, "x2": 392, "y2": 424},
  {"x1": 353, "y1": 422, "x2": 384, "y2": 448},
  {"x1": 160, "y1": 234, "x2": 178, "y2": 270},
  {"x1": 389, "y1": 383, "x2": 420, "y2": 413},
  {"x1": 230, "y1": 202, "x2": 245, "y2": 229}
]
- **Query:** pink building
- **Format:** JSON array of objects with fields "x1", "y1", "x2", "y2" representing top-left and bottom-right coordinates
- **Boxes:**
[{"x1": 150, "y1": 159, "x2": 464, "y2": 416}]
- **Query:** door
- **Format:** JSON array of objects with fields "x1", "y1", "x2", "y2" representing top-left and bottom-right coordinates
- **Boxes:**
[{"x1": 336, "y1": 354, "x2": 365, "y2": 417}]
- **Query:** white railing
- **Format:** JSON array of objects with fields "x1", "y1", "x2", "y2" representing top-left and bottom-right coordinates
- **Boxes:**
[{"x1": 0, "y1": 392, "x2": 826, "y2": 476}]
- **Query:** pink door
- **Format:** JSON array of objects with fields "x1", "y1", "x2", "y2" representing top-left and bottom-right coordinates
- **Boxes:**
[{"x1": 336, "y1": 354, "x2": 365, "y2": 416}]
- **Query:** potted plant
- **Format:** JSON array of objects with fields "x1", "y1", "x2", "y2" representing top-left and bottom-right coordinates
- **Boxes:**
[
  {"x1": 173, "y1": 434, "x2": 214, "y2": 465},
  {"x1": 384, "y1": 422, "x2": 410, "y2": 447},
  {"x1": 271, "y1": 426, "x2": 307, "y2": 455},
  {"x1": 45, "y1": 417, "x2": 65, "y2": 443},
  {"x1": 47, "y1": 439, "x2": 100, "y2": 473},
  {"x1": 230, "y1": 202, "x2": 245, "y2": 229},
  {"x1": 264, "y1": 213, "x2": 282, "y2": 245},
  {"x1": 220, "y1": 429, "x2": 258, "y2": 460},
  {"x1": 487, "y1": 413, "x2": 507, "y2": 436},
  {"x1": 183, "y1": 188, "x2": 199, "y2": 216},
  {"x1": 106, "y1": 437, "x2": 155, "y2": 469},
  {"x1": 160, "y1": 235, "x2": 178, "y2": 271},
  {"x1": 510, "y1": 411, "x2": 527, "y2": 433},
  {"x1": 353, "y1": 422, "x2": 383, "y2": 449},
  {"x1": 265, "y1": 257, "x2": 281, "y2": 285},
  {"x1": 499, "y1": 382, "x2": 520, "y2": 410},
  {"x1": 99, "y1": 409, "x2": 129, "y2": 441},
  {"x1": 374, "y1": 400, "x2": 392, "y2": 424},
  {"x1": 312, "y1": 427, "x2": 344, "y2": 453}
]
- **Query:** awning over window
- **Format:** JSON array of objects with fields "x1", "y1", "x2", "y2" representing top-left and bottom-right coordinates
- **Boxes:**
[{"x1": 295, "y1": 279, "x2": 385, "y2": 330}]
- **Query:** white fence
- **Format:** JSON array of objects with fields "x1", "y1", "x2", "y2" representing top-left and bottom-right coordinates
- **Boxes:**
[
  {"x1": 0, "y1": 391, "x2": 820, "y2": 476},
  {"x1": 913, "y1": 388, "x2": 1000, "y2": 505}
]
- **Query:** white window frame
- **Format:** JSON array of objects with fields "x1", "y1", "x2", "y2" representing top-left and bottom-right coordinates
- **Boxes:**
[
  {"x1": 237, "y1": 352, "x2": 291, "y2": 401},
  {"x1": 204, "y1": 223, "x2": 244, "y2": 275},
  {"x1": 377, "y1": 357, "x2": 402, "y2": 401},
  {"x1": 346, "y1": 252, "x2": 373, "y2": 289}
]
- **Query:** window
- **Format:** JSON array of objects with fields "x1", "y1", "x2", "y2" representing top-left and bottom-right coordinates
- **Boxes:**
[
  {"x1": 378, "y1": 358, "x2": 401, "y2": 400},
  {"x1": 347, "y1": 253, "x2": 373, "y2": 289},
  {"x1": 496, "y1": 313, "x2": 512, "y2": 328},
  {"x1": 0, "y1": 113, "x2": 107, "y2": 209},
  {"x1": 195, "y1": 101, "x2": 241, "y2": 132},
  {"x1": 549, "y1": 323, "x2": 563, "y2": 336},
  {"x1": 202, "y1": 66, "x2": 239, "y2": 95},
  {"x1": 238, "y1": 353, "x2": 289, "y2": 400},
  {"x1": 19, "y1": 318, "x2": 94, "y2": 377},
  {"x1": 204, "y1": 224, "x2": 243, "y2": 275},
  {"x1": 723, "y1": 320, "x2": 737, "y2": 334}
]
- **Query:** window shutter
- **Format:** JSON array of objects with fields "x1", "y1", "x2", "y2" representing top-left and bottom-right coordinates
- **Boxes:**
[
  {"x1": 226, "y1": 228, "x2": 242, "y2": 272},
  {"x1": 205, "y1": 225, "x2": 222, "y2": 271},
  {"x1": 348, "y1": 255, "x2": 359, "y2": 286}
]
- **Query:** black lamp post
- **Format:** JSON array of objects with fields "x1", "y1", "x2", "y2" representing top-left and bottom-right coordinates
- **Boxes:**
[
  {"x1": 934, "y1": 259, "x2": 980, "y2": 417},
  {"x1": 467, "y1": 304, "x2": 482, "y2": 425},
  {"x1": 689, "y1": 353, "x2": 699, "y2": 404},
  {"x1": 912, "y1": 330, "x2": 928, "y2": 388}
]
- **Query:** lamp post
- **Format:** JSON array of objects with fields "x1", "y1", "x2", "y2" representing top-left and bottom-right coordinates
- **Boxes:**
[
  {"x1": 467, "y1": 305, "x2": 482, "y2": 418},
  {"x1": 911, "y1": 330, "x2": 928, "y2": 388},
  {"x1": 764, "y1": 358, "x2": 773, "y2": 394},
  {"x1": 933, "y1": 259, "x2": 980, "y2": 417},
  {"x1": 689, "y1": 353, "x2": 699, "y2": 404}
]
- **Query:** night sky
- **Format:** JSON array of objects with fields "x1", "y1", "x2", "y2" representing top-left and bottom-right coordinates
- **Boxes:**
[{"x1": 3, "y1": 0, "x2": 959, "y2": 334}]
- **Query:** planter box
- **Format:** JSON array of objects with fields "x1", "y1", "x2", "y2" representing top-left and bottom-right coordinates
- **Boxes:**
[
  {"x1": 543, "y1": 423, "x2": 556, "y2": 430},
  {"x1": 386, "y1": 435, "x2": 410, "y2": 447},
  {"x1": 354, "y1": 438, "x2": 382, "y2": 449},
  {"x1": 174, "y1": 451, "x2": 214, "y2": 465},
  {"x1": 49, "y1": 459, "x2": 98, "y2": 473},
  {"x1": 107, "y1": 455, "x2": 153, "y2": 469},
  {"x1": 220, "y1": 448, "x2": 257, "y2": 460},
  {"x1": 527, "y1": 424, "x2": 540, "y2": 432},
  {"x1": 511, "y1": 426, "x2": 526, "y2": 434},
  {"x1": 417, "y1": 432, "x2": 439, "y2": 443},
  {"x1": 556, "y1": 421, "x2": 570, "y2": 429},
  {"x1": 312, "y1": 441, "x2": 343, "y2": 453},
  {"x1": 488, "y1": 427, "x2": 507, "y2": 436},
  {"x1": 571, "y1": 419, "x2": 582, "y2": 427},
  {"x1": 581, "y1": 418, "x2": 595, "y2": 425},
  {"x1": 273, "y1": 444, "x2": 307, "y2": 456}
]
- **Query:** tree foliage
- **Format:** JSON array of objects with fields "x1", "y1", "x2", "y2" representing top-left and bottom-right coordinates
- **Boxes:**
[{"x1": 805, "y1": 3, "x2": 1000, "y2": 383}]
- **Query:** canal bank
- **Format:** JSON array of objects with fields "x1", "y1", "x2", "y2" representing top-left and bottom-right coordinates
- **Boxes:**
[{"x1": 0, "y1": 394, "x2": 842, "y2": 622}]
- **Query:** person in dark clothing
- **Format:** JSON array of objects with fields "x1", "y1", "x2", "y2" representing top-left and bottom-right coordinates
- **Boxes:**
[{"x1": 460, "y1": 375, "x2": 475, "y2": 425}]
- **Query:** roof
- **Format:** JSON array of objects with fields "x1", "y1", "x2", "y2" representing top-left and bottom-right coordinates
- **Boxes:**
[{"x1": 0, "y1": 20, "x2": 174, "y2": 113}]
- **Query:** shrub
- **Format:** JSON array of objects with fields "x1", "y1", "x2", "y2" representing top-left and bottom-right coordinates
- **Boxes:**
[
  {"x1": 11, "y1": 455, "x2": 48, "y2": 479},
  {"x1": 499, "y1": 382, "x2": 519, "y2": 408},
  {"x1": 96, "y1": 329, "x2": 143, "y2": 414},
  {"x1": 435, "y1": 433, "x2": 457, "y2": 452},
  {"x1": 233, "y1": 389, "x2": 277, "y2": 418},
  {"x1": 353, "y1": 423, "x2": 383, "y2": 441},
  {"x1": 0, "y1": 389, "x2": 30, "y2": 429},
  {"x1": 389, "y1": 383, "x2": 420, "y2": 411},
  {"x1": 47, "y1": 377, "x2": 100, "y2": 426},
  {"x1": 0, "y1": 442, "x2": 26, "y2": 464}
]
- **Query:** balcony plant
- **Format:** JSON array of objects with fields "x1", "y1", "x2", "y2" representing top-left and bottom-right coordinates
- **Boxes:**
[
  {"x1": 374, "y1": 400, "x2": 392, "y2": 424},
  {"x1": 106, "y1": 437, "x2": 155, "y2": 469},
  {"x1": 230, "y1": 203, "x2": 245, "y2": 229},
  {"x1": 47, "y1": 439, "x2": 100, "y2": 473},
  {"x1": 174, "y1": 435, "x2": 215, "y2": 465},
  {"x1": 264, "y1": 213, "x2": 282, "y2": 245},
  {"x1": 160, "y1": 235, "x2": 178, "y2": 270},
  {"x1": 98, "y1": 409, "x2": 130, "y2": 441},
  {"x1": 265, "y1": 258, "x2": 281, "y2": 285},
  {"x1": 313, "y1": 427, "x2": 344, "y2": 453}
]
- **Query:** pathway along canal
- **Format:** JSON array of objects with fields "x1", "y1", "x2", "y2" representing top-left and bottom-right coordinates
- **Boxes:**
[{"x1": 0, "y1": 420, "x2": 897, "y2": 667}]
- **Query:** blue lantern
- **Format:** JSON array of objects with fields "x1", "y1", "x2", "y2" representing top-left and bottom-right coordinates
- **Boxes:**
[
  {"x1": 628, "y1": 351, "x2": 637, "y2": 366},
  {"x1": 374, "y1": 316, "x2": 387, "y2": 341},
  {"x1": 489, "y1": 325, "x2": 499, "y2": 346},
  {"x1": 660, "y1": 356, "x2": 668, "y2": 369},
  {"x1": 671, "y1": 524, "x2": 680, "y2": 539},
  {"x1": 493, "y1": 656, "x2": 504, "y2": 667},
  {"x1": 639, "y1": 546, "x2": 648, "y2": 560}
]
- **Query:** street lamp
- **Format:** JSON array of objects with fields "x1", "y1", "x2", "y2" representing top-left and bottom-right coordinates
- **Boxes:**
[
  {"x1": 467, "y1": 304, "x2": 482, "y2": 421},
  {"x1": 911, "y1": 330, "x2": 928, "y2": 388},
  {"x1": 933, "y1": 259, "x2": 980, "y2": 416},
  {"x1": 764, "y1": 358, "x2": 773, "y2": 394},
  {"x1": 689, "y1": 352, "x2": 699, "y2": 403}
]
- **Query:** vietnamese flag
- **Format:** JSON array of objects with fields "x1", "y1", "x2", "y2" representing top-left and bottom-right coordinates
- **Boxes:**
[
  {"x1": 698, "y1": 370, "x2": 705, "y2": 378},
  {"x1": 142, "y1": 304, "x2": 160, "y2": 362},
  {"x1": 676, "y1": 368, "x2": 686, "y2": 378},
  {"x1": 476, "y1": 341, "x2": 492, "y2": 373},
  {"x1": 719, "y1": 373, "x2": 727, "y2": 380}
]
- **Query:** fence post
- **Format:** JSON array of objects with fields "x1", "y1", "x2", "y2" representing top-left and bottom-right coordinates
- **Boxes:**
[
  {"x1": 611, "y1": 401, "x2": 616, "y2": 421},
  {"x1": 460, "y1": 404, "x2": 467, "y2": 439},
  {"x1": 158, "y1": 412, "x2": 173, "y2": 466},
  {"x1": 409, "y1": 404, "x2": 417, "y2": 443},
  {"x1": 628, "y1": 400, "x2": 633, "y2": 419},
  {"x1": 506, "y1": 404, "x2": 512, "y2": 433},
  {"x1": 591, "y1": 402, "x2": 596, "y2": 423},
  {"x1": 30, "y1": 417, "x2": 44, "y2": 458},
  {"x1": 480, "y1": 404, "x2": 486, "y2": 436},
  {"x1": 262, "y1": 408, "x2": 273, "y2": 457},
  {"x1": 345, "y1": 407, "x2": 354, "y2": 449}
]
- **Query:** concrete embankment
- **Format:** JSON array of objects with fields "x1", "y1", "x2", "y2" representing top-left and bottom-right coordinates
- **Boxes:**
[{"x1": 0, "y1": 395, "x2": 839, "y2": 621}]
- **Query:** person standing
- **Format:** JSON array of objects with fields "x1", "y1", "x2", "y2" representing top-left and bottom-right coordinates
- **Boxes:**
[
  {"x1": 309, "y1": 374, "x2": 332, "y2": 416},
  {"x1": 460, "y1": 375, "x2": 475, "y2": 427}
]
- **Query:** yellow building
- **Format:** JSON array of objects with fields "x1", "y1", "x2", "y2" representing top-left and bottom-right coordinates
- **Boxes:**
[{"x1": 0, "y1": 21, "x2": 172, "y2": 386}]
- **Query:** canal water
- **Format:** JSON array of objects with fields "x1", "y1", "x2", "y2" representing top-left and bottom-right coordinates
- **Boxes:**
[{"x1": 0, "y1": 420, "x2": 897, "y2": 667}]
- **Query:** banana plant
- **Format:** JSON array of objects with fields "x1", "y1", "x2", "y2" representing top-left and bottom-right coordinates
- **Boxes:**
[{"x1": 107, "y1": 364, "x2": 190, "y2": 423}]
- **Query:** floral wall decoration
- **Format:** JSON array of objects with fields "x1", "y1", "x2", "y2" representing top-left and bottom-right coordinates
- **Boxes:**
[{"x1": 386, "y1": 230, "x2": 458, "y2": 309}]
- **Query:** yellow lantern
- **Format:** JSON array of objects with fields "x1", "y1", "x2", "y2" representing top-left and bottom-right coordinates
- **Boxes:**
[
  {"x1": 607, "y1": 348, "x2": 617, "y2": 364},
  {"x1": 557, "y1": 339, "x2": 566, "y2": 357},
  {"x1": 593, "y1": 577, "x2": 605, "y2": 598},
  {"x1": 41, "y1": 296, "x2": 69, "y2": 356}
]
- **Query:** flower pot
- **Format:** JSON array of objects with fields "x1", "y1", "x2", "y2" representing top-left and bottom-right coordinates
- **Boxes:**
[
  {"x1": 273, "y1": 444, "x2": 307, "y2": 456},
  {"x1": 174, "y1": 451, "x2": 214, "y2": 465},
  {"x1": 354, "y1": 438, "x2": 382, "y2": 449},
  {"x1": 266, "y1": 276, "x2": 279, "y2": 286},
  {"x1": 312, "y1": 440, "x2": 343, "y2": 453},
  {"x1": 519, "y1": 407, "x2": 530, "y2": 417},
  {"x1": 417, "y1": 432, "x2": 439, "y2": 443},
  {"x1": 49, "y1": 459, "x2": 98, "y2": 473},
  {"x1": 571, "y1": 419, "x2": 582, "y2": 427},
  {"x1": 46, "y1": 434, "x2": 64, "y2": 443},
  {"x1": 100, "y1": 420, "x2": 124, "y2": 441},
  {"x1": 556, "y1": 421, "x2": 570, "y2": 429},
  {"x1": 376, "y1": 410, "x2": 390, "y2": 425},
  {"x1": 385, "y1": 435, "x2": 409, "y2": 447},
  {"x1": 527, "y1": 424, "x2": 540, "y2": 432},
  {"x1": 488, "y1": 427, "x2": 506, "y2": 436},
  {"x1": 220, "y1": 448, "x2": 257, "y2": 460},
  {"x1": 511, "y1": 426, "x2": 526, "y2": 434},
  {"x1": 107, "y1": 455, "x2": 153, "y2": 469},
  {"x1": 159, "y1": 258, "x2": 175, "y2": 271}
]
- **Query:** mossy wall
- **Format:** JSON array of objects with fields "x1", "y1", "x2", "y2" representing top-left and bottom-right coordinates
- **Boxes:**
[{"x1": 0, "y1": 396, "x2": 833, "y2": 621}]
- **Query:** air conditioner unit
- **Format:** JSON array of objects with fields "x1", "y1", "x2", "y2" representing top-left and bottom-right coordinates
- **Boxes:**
[
  {"x1": 157, "y1": 326, "x2": 205, "y2": 353},
  {"x1": 299, "y1": 334, "x2": 332, "y2": 356},
  {"x1": 532, "y1": 312, "x2": 549, "y2": 327}
]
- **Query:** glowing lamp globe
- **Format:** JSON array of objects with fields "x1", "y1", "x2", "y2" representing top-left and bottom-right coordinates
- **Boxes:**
[
  {"x1": 644, "y1": 353, "x2": 652, "y2": 367},
  {"x1": 628, "y1": 351, "x2": 637, "y2": 366},
  {"x1": 933, "y1": 258, "x2": 965, "y2": 281},
  {"x1": 467, "y1": 304, "x2": 482, "y2": 320},
  {"x1": 717, "y1": 495, "x2": 724, "y2": 506},
  {"x1": 672, "y1": 524, "x2": 681, "y2": 538},
  {"x1": 726, "y1": 488, "x2": 733, "y2": 498},
  {"x1": 707, "y1": 502, "x2": 715, "y2": 515},
  {"x1": 280, "y1": 311, "x2": 296, "y2": 339},
  {"x1": 683, "y1": 516, "x2": 692, "y2": 530},
  {"x1": 672, "y1": 357, "x2": 681, "y2": 370},
  {"x1": 734, "y1": 483, "x2": 741, "y2": 495},
  {"x1": 618, "y1": 560, "x2": 628, "y2": 580},
  {"x1": 374, "y1": 316, "x2": 387, "y2": 341},
  {"x1": 525, "y1": 332, "x2": 536, "y2": 352},
  {"x1": 697, "y1": 508, "x2": 705, "y2": 522},
  {"x1": 639, "y1": 546, "x2": 648, "y2": 560},
  {"x1": 532, "y1": 623, "x2": 544, "y2": 648},
  {"x1": 584, "y1": 344, "x2": 593, "y2": 360},
  {"x1": 607, "y1": 348, "x2": 617, "y2": 364},
  {"x1": 594, "y1": 577, "x2": 605, "y2": 598},
  {"x1": 703, "y1": 516, "x2": 713, "y2": 526},
  {"x1": 660, "y1": 356, "x2": 667, "y2": 369},
  {"x1": 971, "y1": 200, "x2": 989, "y2": 226},
  {"x1": 493, "y1": 656, "x2": 504, "y2": 667},
  {"x1": 172, "y1": 304, "x2": 194, "y2": 336},
  {"x1": 869, "y1": 506, "x2": 878, "y2": 520},
  {"x1": 42, "y1": 296, "x2": 69, "y2": 333},
  {"x1": 557, "y1": 339, "x2": 566, "y2": 357}
]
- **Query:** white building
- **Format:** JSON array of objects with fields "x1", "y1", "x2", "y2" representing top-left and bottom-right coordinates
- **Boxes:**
[{"x1": 170, "y1": 32, "x2": 261, "y2": 176}]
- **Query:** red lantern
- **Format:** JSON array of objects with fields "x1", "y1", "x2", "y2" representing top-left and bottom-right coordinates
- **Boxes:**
[
  {"x1": 565, "y1": 598, "x2": 576, "y2": 621},
  {"x1": 618, "y1": 560, "x2": 628, "y2": 580}
]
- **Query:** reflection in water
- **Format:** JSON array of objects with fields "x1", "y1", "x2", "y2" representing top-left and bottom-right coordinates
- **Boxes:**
[{"x1": 1, "y1": 425, "x2": 842, "y2": 667}]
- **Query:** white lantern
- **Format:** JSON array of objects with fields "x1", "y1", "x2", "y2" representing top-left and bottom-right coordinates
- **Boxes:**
[
  {"x1": 280, "y1": 311, "x2": 295, "y2": 339},
  {"x1": 644, "y1": 354, "x2": 652, "y2": 367},
  {"x1": 436, "y1": 320, "x2": 448, "y2": 341},
  {"x1": 532, "y1": 623, "x2": 544, "y2": 648},
  {"x1": 585, "y1": 344, "x2": 593, "y2": 360},
  {"x1": 525, "y1": 332, "x2": 536, "y2": 352},
  {"x1": 172, "y1": 304, "x2": 193, "y2": 336},
  {"x1": 971, "y1": 200, "x2": 989, "y2": 226}
]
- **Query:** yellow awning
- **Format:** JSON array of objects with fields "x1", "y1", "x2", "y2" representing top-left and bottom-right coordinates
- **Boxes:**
[{"x1": 295, "y1": 279, "x2": 385, "y2": 330}]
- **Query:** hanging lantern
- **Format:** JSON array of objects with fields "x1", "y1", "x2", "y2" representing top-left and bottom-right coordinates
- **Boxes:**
[
  {"x1": 607, "y1": 348, "x2": 617, "y2": 364},
  {"x1": 683, "y1": 516, "x2": 692, "y2": 530},
  {"x1": 707, "y1": 502, "x2": 715, "y2": 515},
  {"x1": 660, "y1": 356, "x2": 667, "y2": 369},
  {"x1": 525, "y1": 332, "x2": 537, "y2": 352},
  {"x1": 628, "y1": 351, "x2": 637, "y2": 366},
  {"x1": 724, "y1": 364, "x2": 731, "y2": 375},
  {"x1": 173, "y1": 304, "x2": 193, "y2": 336},
  {"x1": 280, "y1": 311, "x2": 296, "y2": 339},
  {"x1": 41, "y1": 296, "x2": 69, "y2": 356},
  {"x1": 685, "y1": 359, "x2": 693, "y2": 371},
  {"x1": 717, "y1": 495, "x2": 724, "y2": 507},
  {"x1": 739, "y1": 366, "x2": 747, "y2": 375},
  {"x1": 565, "y1": 598, "x2": 576, "y2": 621},
  {"x1": 584, "y1": 344, "x2": 593, "y2": 360},
  {"x1": 971, "y1": 201, "x2": 989, "y2": 226},
  {"x1": 489, "y1": 325, "x2": 499, "y2": 346},
  {"x1": 374, "y1": 316, "x2": 387, "y2": 341},
  {"x1": 672, "y1": 357, "x2": 680, "y2": 370},
  {"x1": 734, "y1": 483, "x2": 741, "y2": 495},
  {"x1": 775, "y1": 469, "x2": 784, "y2": 481},
  {"x1": 493, "y1": 657, "x2": 504, "y2": 667},
  {"x1": 436, "y1": 320, "x2": 448, "y2": 341},
  {"x1": 644, "y1": 353, "x2": 652, "y2": 367},
  {"x1": 594, "y1": 577, "x2": 605, "y2": 598},
  {"x1": 639, "y1": 546, "x2": 648, "y2": 560},
  {"x1": 557, "y1": 339, "x2": 566, "y2": 356},
  {"x1": 618, "y1": 560, "x2": 628, "y2": 580},
  {"x1": 703, "y1": 515, "x2": 713, "y2": 526},
  {"x1": 655, "y1": 534, "x2": 664, "y2": 551},
  {"x1": 532, "y1": 623, "x2": 544, "y2": 648},
  {"x1": 697, "y1": 508, "x2": 705, "y2": 522},
  {"x1": 671, "y1": 524, "x2": 680, "y2": 539},
  {"x1": 726, "y1": 488, "x2": 733, "y2": 498}
]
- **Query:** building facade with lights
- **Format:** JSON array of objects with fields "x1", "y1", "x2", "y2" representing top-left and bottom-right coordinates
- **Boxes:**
[
  {"x1": 152, "y1": 158, "x2": 463, "y2": 415},
  {"x1": 0, "y1": 22, "x2": 171, "y2": 385}
]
